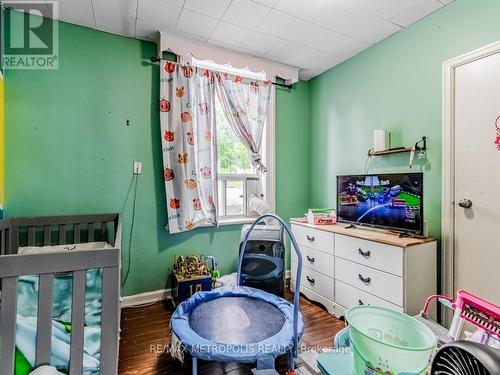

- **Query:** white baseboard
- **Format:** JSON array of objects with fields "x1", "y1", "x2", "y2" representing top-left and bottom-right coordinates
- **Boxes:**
[
  {"x1": 122, "y1": 270, "x2": 291, "y2": 308},
  {"x1": 121, "y1": 288, "x2": 171, "y2": 308}
]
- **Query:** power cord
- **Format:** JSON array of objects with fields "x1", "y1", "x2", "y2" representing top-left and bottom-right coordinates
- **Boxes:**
[
  {"x1": 364, "y1": 150, "x2": 373, "y2": 173},
  {"x1": 122, "y1": 174, "x2": 139, "y2": 288}
]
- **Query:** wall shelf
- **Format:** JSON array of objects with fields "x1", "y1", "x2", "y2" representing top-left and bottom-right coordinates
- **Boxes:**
[{"x1": 368, "y1": 136, "x2": 426, "y2": 157}]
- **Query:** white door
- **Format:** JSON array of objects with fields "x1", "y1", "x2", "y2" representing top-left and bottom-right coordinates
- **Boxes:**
[{"x1": 453, "y1": 50, "x2": 500, "y2": 304}]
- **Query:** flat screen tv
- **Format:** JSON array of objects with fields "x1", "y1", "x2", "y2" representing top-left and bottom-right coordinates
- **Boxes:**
[{"x1": 336, "y1": 173, "x2": 423, "y2": 234}]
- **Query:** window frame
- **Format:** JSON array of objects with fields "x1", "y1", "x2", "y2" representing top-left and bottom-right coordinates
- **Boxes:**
[{"x1": 190, "y1": 58, "x2": 276, "y2": 225}]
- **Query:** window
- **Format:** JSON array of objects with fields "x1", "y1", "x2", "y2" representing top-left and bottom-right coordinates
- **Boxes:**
[{"x1": 192, "y1": 57, "x2": 275, "y2": 224}]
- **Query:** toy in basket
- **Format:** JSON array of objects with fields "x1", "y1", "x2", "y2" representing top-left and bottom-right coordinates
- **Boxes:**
[{"x1": 172, "y1": 255, "x2": 212, "y2": 304}]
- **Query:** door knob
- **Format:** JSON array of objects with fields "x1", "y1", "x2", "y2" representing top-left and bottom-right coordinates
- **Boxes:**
[{"x1": 458, "y1": 198, "x2": 472, "y2": 208}]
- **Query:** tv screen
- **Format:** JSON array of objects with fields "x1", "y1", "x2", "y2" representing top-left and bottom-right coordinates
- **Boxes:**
[{"x1": 336, "y1": 173, "x2": 423, "y2": 234}]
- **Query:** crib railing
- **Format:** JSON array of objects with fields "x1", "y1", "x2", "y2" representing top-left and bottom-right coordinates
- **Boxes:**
[
  {"x1": 0, "y1": 213, "x2": 121, "y2": 255},
  {"x1": 0, "y1": 213, "x2": 122, "y2": 375}
]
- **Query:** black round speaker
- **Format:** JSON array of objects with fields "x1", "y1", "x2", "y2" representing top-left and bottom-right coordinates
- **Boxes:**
[{"x1": 430, "y1": 341, "x2": 500, "y2": 375}]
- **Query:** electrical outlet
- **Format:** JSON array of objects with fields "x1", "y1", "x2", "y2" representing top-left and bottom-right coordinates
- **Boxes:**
[{"x1": 133, "y1": 161, "x2": 142, "y2": 175}]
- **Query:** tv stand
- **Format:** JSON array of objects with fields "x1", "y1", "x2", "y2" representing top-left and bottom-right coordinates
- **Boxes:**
[
  {"x1": 289, "y1": 221, "x2": 437, "y2": 320},
  {"x1": 390, "y1": 230, "x2": 426, "y2": 239}
]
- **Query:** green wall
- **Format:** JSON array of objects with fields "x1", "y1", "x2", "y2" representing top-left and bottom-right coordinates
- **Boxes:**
[
  {"x1": 308, "y1": 0, "x2": 500, "y2": 239},
  {"x1": 4, "y1": 13, "x2": 310, "y2": 296},
  {"x1": 7, "y1": 0, "x2": 499, "y2": 296}
]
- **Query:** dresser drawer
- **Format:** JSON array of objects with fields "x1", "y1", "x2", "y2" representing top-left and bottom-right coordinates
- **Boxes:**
[
  {"x1": 335, "y1": 257, "x2": 403, "y2": 306},
  {"x1": 335, "y1": 280, "x2": 404, "y2": 313},
  {"x1": 335, "y1": 234, "x2": 403, "y2": 276},
  {"x1": 291, "y1": 224, "x2": 334, "y2": 255},
  {"x1": 292, "y1": 261, "x2": 334, "y2": 300},
  {"x1": 292, "y1": 245, "x2": 334, "y2": 278}
]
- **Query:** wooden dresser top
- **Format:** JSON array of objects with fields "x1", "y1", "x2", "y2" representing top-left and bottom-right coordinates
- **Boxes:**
[{"x1": 290, "y1": 220, "x2": 436, "y2": 248}]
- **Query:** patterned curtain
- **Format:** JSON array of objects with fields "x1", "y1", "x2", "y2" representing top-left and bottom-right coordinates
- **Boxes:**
[
  {"x1": 160, "y1": 61, "x2": 218, "y2": 233},
  {"x1": 214, "y1": 73, "x2": 272, "y2": 172}
]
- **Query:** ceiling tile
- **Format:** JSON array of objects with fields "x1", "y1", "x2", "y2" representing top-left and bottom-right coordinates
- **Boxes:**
[
  {"x1": 251, "y1": 0, "x2": 279, "y2": 7},
  {"x1": 275, "y1": 0, "x2": 350, "y2": 27},
  {"x1": 176, "y1": 9, "x2": 218, "y2": 39},
  {"x1": 275, "y1": 1, "x2": 400, "y2": 45},
  {"x1": 209, "y1": 21, "x2": 252, "y2": 46},
  {"x1": 261, "y1": 11, "x2": 368, "y2": 58},
  {"x1": 12, "y1": 0, "x2": 448, "y2": 81},
  {"x1": 54, "y1": 0, "x2": 95, "y2": 28},
  {"x1": 158, "y1": 0, "x2": 185, "y2": 7},
  {"x1": 258, "y1": 10, "x2": 300, "y2": 39},
  {"x1": 92, "y1": 0, "x2": 138, "y2": 17},
  {"x1": 223, "y1": 0, "x2": 270, "y2": 29},
  {"x1": 333, "y1": 10, "x2": 402, "y2": 44},
  {"x1": 296, "y1": 25, "x2": 368, "y2": 58},
  {"x1": 265, "y1": 39, "x2": 303, "y2": 62},
  {"x1": 239, "y1": 31, "x2": 280, "y2": 55},
  {"x1": 265, "y1": 40, "x2": 339, "y2": 70},
  {"x1": 184, "y1": 0, "x2": 232, "y2": 19},
  {"x1": 391, "y1": 0, "x2": 443, "y2": 27},
  {"x1": 137, "y1": 0, "x2": 181, "y2": 32},
  {"x1": 365, "y1": 0, "x2": 416, "y2": 19},
  {"x1": 206, "y1": 39, "x2": 263, "y2": 57},
  {"x1": 94, "y1": 8, "x2": 136, "y2": 36}
]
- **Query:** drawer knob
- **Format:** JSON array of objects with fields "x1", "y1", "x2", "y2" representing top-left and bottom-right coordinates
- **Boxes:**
[
  {"x1": 306, "y1": 235, "x2": 315, "y2": 242},
  {"x1": 306, "y1": 255, "x2": 315, "y2": 263},
  {"x1": 306, "y1": 276, "x2": 315, "y2": 285},
  {"x1": 358, "y1": 248, "x2": 371, "y2": 258},
  {"x1": 358, "y1": 274, "x2": 371, "y2": 285},
  {"x1": 358, "y1": 299, "x2": 364, "y2": 305}
]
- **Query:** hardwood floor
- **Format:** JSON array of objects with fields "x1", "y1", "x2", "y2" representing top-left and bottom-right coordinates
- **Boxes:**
[{"x1": 118, "y1": 293, "x2": 345, "y2": 375}]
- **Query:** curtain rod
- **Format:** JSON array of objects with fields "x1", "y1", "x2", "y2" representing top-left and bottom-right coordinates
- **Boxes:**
[{"x1": 150, "y1": 56, "x2": 293, "y2": 89}]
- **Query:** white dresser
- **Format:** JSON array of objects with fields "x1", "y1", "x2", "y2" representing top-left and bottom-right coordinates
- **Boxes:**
[{"x1": 290, "y1": 222, "x2": 437, "y2": 318}]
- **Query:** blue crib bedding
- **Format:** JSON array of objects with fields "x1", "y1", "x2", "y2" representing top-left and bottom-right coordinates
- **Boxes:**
[{"x1": 15, "y1": 268, "x2": 103, "y2": 375}]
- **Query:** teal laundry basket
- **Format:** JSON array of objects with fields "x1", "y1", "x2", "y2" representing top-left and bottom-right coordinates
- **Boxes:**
[{"x1": 346, "y1": 306, "x2": 436, "y2": 375}]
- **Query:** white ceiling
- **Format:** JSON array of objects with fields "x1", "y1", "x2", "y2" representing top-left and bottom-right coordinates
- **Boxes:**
[{"x1": 28, "y1": 0, "x2": 453, "y2": 80}]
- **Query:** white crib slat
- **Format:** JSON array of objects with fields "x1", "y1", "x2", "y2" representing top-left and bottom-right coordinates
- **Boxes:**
[
  {"x1": 69, "y1": 270, "x2": 86, "y2": 375},
  {"x1": 100, "y1": 266, "x2": 120, "y2": 375},
  {"x1": 36, "y1": 273, "x2": 54, "y2": 366},
  {"x1": 0, "y1": 276, "x2": 18, "y2": 374}
]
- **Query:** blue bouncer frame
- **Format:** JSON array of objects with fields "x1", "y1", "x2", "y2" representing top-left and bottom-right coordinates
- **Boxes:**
[{"x1": 187, "y1": 214, "x2": 303, "y2": 374}]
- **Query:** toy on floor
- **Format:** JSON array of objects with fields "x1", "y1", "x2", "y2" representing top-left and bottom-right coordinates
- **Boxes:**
[
  {"x1": 172, "y1": 255, "x2": 212, "y2": 304},
  {"x1": 170, "y1": 214, "x2": 304, "y2": 375},
  {"x1": 204, "y1": 255, "x2": 221, "y2": 279},
  {"x1": 417, "y1": 290, "x2": 500, "y2": 348},
  {"x1": 173, "y1": 255, "x2": 210, "y2": 279}
]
